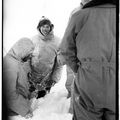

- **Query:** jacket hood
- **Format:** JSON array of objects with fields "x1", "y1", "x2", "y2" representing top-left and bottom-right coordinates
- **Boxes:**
[
  {"x1": 37, "y1": 16, "x2": 54, "y2": 34},
  {"x1": 7, "y1": 38, "x2": 34, "y2": 61},
  {"x1": 38, "y1": 30, "x2": 54, "y2": 41}
]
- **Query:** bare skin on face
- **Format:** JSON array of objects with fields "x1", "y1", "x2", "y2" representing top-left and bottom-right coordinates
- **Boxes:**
[{"x1": 40, "y1": 24, "x2": 51, "y2": 36}]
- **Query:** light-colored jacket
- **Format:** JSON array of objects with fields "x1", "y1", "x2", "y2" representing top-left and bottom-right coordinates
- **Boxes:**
[
  {"x1": 31, "y1": 31, "x2": 62, "y2": 83},
  {"x1": 3, "y1": 38, "x2": 34, "y2": 117}
]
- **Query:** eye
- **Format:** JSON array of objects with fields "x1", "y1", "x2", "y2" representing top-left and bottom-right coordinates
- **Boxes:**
[
  {"x1": 46, "y1": 26, "x2": 49, "y2": 28},
  {"x1": 44, "y1": 25, "x2": 50, "y2": 29}
]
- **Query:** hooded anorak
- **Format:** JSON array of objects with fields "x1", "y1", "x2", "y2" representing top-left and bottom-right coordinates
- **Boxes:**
[
  {"x1": 3, "y1": 38, "x2": 34, "y2": 117},
  {"x1": 30, "y1": 30, "x2": 62, "y2": 91}
]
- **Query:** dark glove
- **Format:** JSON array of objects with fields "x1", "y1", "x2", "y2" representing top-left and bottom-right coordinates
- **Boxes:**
[
  {"x1": 29, "y1": 84, "x2": 36, "y2": 92},
  {"x1": 37, "y1": 90, "x2": 46, "y2": 98}
]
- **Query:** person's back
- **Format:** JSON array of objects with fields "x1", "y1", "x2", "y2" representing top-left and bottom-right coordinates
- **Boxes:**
[
  {"x1": 60, "y1": 0, "x2": 116, "y2": 119},
  {"x1": 74, "y1": 4, "x2": 115, "y2": 62},
  {"x1": 74, "y1": 4, "x2": 116, "y2": 119}
]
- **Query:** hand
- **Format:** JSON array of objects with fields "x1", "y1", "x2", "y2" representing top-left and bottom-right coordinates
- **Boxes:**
[
  {"x1": 74, "y1": 73, "x2": 78, "y2": 77},
  {"x1": 57, "y1": 54, "x2": 66, "y2": 66}
]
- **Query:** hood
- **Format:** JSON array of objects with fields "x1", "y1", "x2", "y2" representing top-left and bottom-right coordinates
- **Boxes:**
[
  {"x1": 7, "y1": 37, "x2": 34, "y2": 61},
  {"x1": 37, "y1": 16, "x2": 54, "y2": 32},
  {"x1": 38, "y1": 30, "x2": 54, "y2": 41}
]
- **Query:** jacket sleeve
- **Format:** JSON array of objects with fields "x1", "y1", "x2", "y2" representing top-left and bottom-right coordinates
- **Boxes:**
[{"x1": 59, "y1": 14, "x2": 79, "y2": 73}]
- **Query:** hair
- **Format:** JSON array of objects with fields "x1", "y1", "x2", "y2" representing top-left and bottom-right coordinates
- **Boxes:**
[{"x1": 37, "y1": 18, "x2": 54, "y2": 33}]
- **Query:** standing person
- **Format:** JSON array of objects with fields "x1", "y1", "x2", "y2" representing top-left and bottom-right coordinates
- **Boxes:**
[
  {"x1": 29, "y1": 16, "x2": 62, "y2": 98},
  {"x1": 58, "y1": 0, "x2": 91, "y2": 114},
  {"x1": 3, "y1": 38, "x2": 34, "y2": 118},
  {"x1": 60, "y1": 0, "x2": 116, "y2": 120}
]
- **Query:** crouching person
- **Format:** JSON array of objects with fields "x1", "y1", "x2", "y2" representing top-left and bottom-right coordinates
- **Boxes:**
[
  {"x1": 3, "y1": 38, "x2": 34, "y2": 119},
  {"x1": 28, "y1": 16, "x2": 63, "y2": 99}
]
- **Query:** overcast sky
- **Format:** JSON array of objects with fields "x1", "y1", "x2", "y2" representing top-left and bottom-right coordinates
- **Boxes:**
[{"x1": 3, "y1": 0, "x2": 81, "y2": 54}]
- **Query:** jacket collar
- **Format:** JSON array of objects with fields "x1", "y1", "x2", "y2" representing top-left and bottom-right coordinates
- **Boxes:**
[
  {"x1": 83, "y1": 0, "x2": 116, "y2": 9},
  {"x1": 38, "y1": 31, "x2": 54, "y2": 41},
  {"x1": 94, "y1": 4, "x2": 116, "y2": 8}
]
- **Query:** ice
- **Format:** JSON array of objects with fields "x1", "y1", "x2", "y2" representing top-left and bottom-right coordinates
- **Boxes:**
[{"x1": 9, "y1": 65, "x2": 73, "y2": 120}]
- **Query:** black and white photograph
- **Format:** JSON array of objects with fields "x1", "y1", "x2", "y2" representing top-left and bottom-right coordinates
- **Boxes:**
[{"x1": 2, "y1": 0, "x2": 117, "y2": 120}]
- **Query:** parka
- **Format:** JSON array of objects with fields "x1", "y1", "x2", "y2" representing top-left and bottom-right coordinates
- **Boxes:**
[
  {"x1": 3, "y1": 38, "x2": 34, "y2": 117},
  {"x1": 30, "y1": 30, "x2": 62, "y2": 92},
  {"x1": 60, "y1": 2, "x2": 116, "y2": 120}
]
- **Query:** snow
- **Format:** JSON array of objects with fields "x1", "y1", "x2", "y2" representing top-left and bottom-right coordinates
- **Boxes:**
[{"x1": 9, "y1": 65, "x2": 73, "y2": 120}]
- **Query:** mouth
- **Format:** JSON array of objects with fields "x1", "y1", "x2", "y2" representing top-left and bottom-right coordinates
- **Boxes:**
[{"x1": 44, "y1": 31, "x2": 49, "y2": 34}]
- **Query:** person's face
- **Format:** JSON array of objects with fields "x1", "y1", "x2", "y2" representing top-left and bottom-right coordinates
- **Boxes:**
[{"x1": 40, "y1": 24, "x2": 51, "y2": 36}]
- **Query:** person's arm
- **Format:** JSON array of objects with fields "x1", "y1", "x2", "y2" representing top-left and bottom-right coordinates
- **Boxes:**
[
  {"x1": 51, "y1": 55, "x2": 63, "y2": 83},
  {"x1": 59, "y1": 15, "x2": 79, "y2": 73}
]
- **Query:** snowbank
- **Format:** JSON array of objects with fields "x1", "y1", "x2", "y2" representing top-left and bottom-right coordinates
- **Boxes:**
[{"x1": 9, "y1": 93, "x2": 72, "y2": 120}]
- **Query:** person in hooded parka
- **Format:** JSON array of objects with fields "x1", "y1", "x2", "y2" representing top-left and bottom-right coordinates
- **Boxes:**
[
  {"x1": 60, "y1": 0, "x2": 116, "y2": 119},
  {"x1": 3, "y1": 38, "x2": 34, "y2": 118},
  {"x1": 29, "y1": 16, "x2": 63, "y2": 98}
]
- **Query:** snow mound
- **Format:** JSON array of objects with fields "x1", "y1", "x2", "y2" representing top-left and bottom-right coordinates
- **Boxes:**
[{"x1": 9, "y1": 92, "x2": 72, "y2": 120}]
